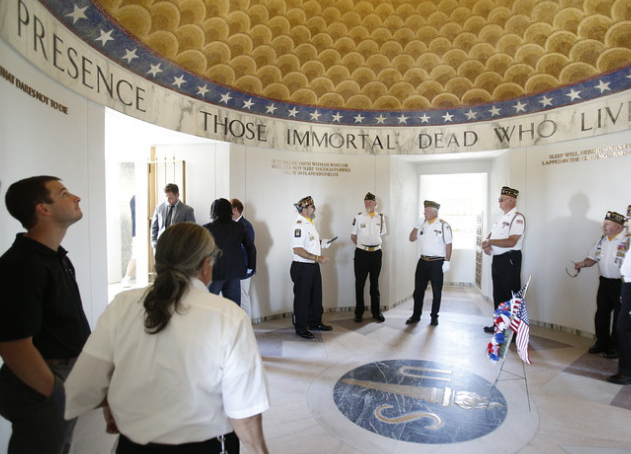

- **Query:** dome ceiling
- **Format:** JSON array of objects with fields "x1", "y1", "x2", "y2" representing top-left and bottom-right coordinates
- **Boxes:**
[{"x1": 95, "y1": 0, "x2": 631, "y2": 112}]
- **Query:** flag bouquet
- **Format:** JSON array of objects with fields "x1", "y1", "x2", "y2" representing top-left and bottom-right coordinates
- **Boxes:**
[
  {"x1": 486, "y1": 282, "x2": 532, "y2": 364},
  {"x1": 486, "y1": 301, "x2": 513, "y2": 362}
]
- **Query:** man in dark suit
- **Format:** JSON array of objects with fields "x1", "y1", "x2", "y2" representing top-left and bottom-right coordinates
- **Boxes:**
[
  {"x1": 231, "y1": 199, "x2": 256, "y2": 319},
  {"x1": 150, "y1": 183, "x2": 196, "y2": 249}
]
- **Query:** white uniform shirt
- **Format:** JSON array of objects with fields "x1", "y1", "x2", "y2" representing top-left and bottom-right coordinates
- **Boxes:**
[
  {"x1": 351, "y1": 211, "x2": 386, "y2": 247},
  {"x1": 489, "y1": 208, "x2": 526, "y2": 255},
  {"x1": 414, "y1": 218, "x2": 452, "y2": 257},
  {"x1": 65, "y1": 279, "x2": 269, "y2": 445},
  {"x1": 291, "y1": 214, "x2": 321, "y2": 262},
  {"x1": 587, "y1": 231, "x2": 629, "y2": 279},
  {"x1": 620, "y1": 237, "x2": 631, "y2": 278}
]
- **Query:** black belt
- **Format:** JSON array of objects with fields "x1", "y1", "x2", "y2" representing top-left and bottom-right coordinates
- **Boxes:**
[
  {"x1": 45, "y1": 357, "x2": 78, "y2": 366},
  {"x1": 600, "y1": 276, "x2": 621, "y2": 282},
  {"x1": 118, "y1": 432, "x2": 237, "y2": 453},
  {"x1": 420, "y1": 255, "x2": 444, "y2": 261},
  {"x1": 496, "y1": 250, "x2": 520, "y2": 257},
  {"x1": 358, "y1": 244, "x2": 381, "y2": 252}
]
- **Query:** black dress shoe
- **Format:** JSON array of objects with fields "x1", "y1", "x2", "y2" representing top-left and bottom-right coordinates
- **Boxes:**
[
  {"x1": 405, "y1": 317, "x2": 420, "y2": 325},
  {"x1": 354, "y1": 315, "x2": 363, "y2": 323},
  {"x1": 309, "y1": 324, "x2": 332, "y2": 331},
  {"x1": 588, "y1": 344, "x2": 605, "y2": 354},
  {"x1": 604, "y1": 350, "x2": 619, "y2": 359},
  {"x1": 608, "y1": 374, "x2": 631, "y2": 385},
  {"x1": 483, "y1": 325, "x2": 495, "y2": 334},
  {"x1": 430, "y1": 318, "x2": 438, "y2": 326},
  {"x1": 296, "y1": 330, "x2": 314, "y2": 339},
  {"x1": 372, "y1": 313, "x2": 385, "y2": 322}
]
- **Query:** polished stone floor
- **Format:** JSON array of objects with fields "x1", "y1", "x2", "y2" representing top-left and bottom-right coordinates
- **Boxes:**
[{"x1": 71, "y1": 286, "x2": 631, "y2": 454}]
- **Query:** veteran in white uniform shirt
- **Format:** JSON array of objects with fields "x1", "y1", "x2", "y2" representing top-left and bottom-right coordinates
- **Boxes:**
[{"x1": 65, "y1": 223, "x2": 270, "y2": 454}]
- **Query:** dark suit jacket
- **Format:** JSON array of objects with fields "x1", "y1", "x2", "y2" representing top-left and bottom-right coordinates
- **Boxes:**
[
  {"x1": 204, "y1": 220, "x2": 256, "y2": 280},
  {"x1": 238, "y1": 216, "x2": 255, "y2": 278},
  {"x1": 151, "y1": 201, "x2": 196, "y2": 247}
]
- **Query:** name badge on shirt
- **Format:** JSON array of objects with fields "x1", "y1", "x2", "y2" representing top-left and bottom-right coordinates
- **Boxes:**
[{"x1": 360, "y1": 223, "x2": 366, "y2": 229}]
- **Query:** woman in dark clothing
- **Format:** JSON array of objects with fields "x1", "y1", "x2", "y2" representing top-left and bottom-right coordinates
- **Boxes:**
[{"x1": 203, "y1": 198, "x2": 256, "y2": 305}]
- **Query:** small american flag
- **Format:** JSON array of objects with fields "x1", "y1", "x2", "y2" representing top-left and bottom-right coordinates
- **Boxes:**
[{"x1": 509, "y1": 285, "x2": 532, "y2": 364}]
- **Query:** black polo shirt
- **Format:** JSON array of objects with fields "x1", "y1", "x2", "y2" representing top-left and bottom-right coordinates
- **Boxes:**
[{"x1": 0, "y1": 234, "x2": 91, "y2": 358}]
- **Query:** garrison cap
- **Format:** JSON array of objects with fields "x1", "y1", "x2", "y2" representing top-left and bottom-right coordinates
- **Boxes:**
[
  {"x1": 501, "y1": 186, "x2": 519, "y2": 198},
  {"x1": 424, "y1": 200, "x2": 440, "y2": 210},
  {"x1": 605, "y1": 211, "x2": 625, "y2": 226},
  {"x1": 294, "y1": 196, "x2": 314, "y2": 210}
]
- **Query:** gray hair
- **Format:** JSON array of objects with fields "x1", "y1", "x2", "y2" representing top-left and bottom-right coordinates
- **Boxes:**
[{"x1": 143, "y1": 223, "x2": 219, "y2": 334}]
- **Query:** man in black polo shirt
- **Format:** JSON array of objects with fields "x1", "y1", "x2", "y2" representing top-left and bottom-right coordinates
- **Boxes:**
[{"x1": 0, "y1": 176, "x2": 91, "y2": 454}]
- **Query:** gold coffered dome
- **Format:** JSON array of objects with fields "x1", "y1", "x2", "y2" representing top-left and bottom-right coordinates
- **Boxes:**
[{"x1": 97, "y1": 0, "x2": 631, "y2": 110}]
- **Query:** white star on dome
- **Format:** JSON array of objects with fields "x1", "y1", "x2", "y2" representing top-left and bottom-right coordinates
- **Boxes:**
[
  {"x1": 122, "y1": 48, "x2": 138, "y2": 63},
  {"x1": 375, "y1": 115, "x2": 386, "y2": 124},
  {"x1": 419, "y1": 114, "x2": 430, "y2": 123},
  {"x1": 219, "y1": 92, "x2": 233, "y2": 104},
  {"x1": 513, "y1": 101, "x2": 527, "y2": 112},
  {"x1": 310, "y1": 110, "x2": 321, "y2": 121},
  {"x1": 566, "y1": 89, "x2": 581, "y2": 101},
  {"x1": 95, "y1": 29, "x2": 114, "y2": 46},
  {"x1": 397, "y1": 114, "x2": 409, "y2": 124},
  {"x1": 172, "y1": 75, "x2": 186, "y2": 88},
  {"x1": 489, "y1": 106, "x2": 501, "y2": 116},
  {"x1": 353, "y1": 114, "x2": 365, "y2": 123},
  {"x1": 539, "y1": 96, "x2": 553, "y2": 107},
  {"x1": 465, "y1": 110, "x2": 477, "y2": 120},
  {"x1": 66, "y1": 5, "x2": 88, "y2": 24},
  {"x1": 594, "y1": 80, "x2": 611, "y2": 93},
  {"x1": 197, "y1": 85, "x2": 209, "y2": 97},
  {"x1": 265, "y1": 104, "x2": 277, "y2": 114},
  {"x1": 147, "y1": 64, "x2": 162, "y2": 77},
  {"x1": 442, "y1": 112, "x2": 454, "y2": 122},
  {"x1": 243, "y1": 99, "x2": 254, "y2": 109},
  {"x1": 332, "y1": 112, "x2": 343, "y2": 122},
  {"x1": 287, "y1": 108, "x2": 299, "y2": 117}
]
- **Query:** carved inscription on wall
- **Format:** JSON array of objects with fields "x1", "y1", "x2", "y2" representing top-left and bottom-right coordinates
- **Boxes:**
[
  {"x1": 271, "y1": 159, "x2": 351, "y2": 177},
  {"x1": 542, "y1": 144, "x2": 631, "y2": 166}
]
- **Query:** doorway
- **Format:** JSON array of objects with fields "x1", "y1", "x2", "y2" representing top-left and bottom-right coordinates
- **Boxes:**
[{"x1": 419, "y1": 173, "x2": 487, "y2": 285}]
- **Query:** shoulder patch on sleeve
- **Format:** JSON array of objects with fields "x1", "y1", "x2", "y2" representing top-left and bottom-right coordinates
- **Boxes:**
[
  {"x1": 294, "y1": 228, "x2": 302, "y2": 238},
  {"x1": 352, "y1": 218, "x2": 356, "y2": 226}
]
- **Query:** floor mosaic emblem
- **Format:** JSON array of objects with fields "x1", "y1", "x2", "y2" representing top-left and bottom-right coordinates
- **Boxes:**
[{"x1": 332, "y1": 359, "x2": 507, "y2": 444}]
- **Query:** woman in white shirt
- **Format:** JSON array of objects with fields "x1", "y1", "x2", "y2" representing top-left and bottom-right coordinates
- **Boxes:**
[{"x1": 65, "y1": 223, "x2": 270, "y2": 454}]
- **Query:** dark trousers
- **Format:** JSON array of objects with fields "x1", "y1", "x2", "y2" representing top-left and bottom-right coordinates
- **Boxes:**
[
  {"x1": 594, "y1": 276, "x2": 621, "y2": 351},
  {"x1": 290, "y1": 261, "x2": 323, "y2": 332},
  {"x1": 0, "y1": 363, "x2": 77, "y2": 454},
  {"x1": 208, "y1": 279, "x2": 241, "y2": 306},
  {"x1": 117, "y1": 432, "x2": 239, "y2": 454},
  {"x1": 354, "y1": 248, "x2": 383, "y2": 316},
  {"x1": 491, "y1": 250, "x2": 522, "y2": 309},
  {"x1": 412, "y1": 258, "x2": 444, "y2": 319},
  {"x1": 617, "y1": 283, "x2": 631, "y2": 375}
]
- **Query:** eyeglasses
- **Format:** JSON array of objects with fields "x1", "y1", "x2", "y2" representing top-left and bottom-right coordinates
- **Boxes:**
[{"x1": 498, "y1": 197, "x2": 508, "y2": 202}]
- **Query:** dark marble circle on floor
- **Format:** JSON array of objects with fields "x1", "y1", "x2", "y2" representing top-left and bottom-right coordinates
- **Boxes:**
[{"x1": 333, "y1": 359, "x2": 507, "y2": 444}]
